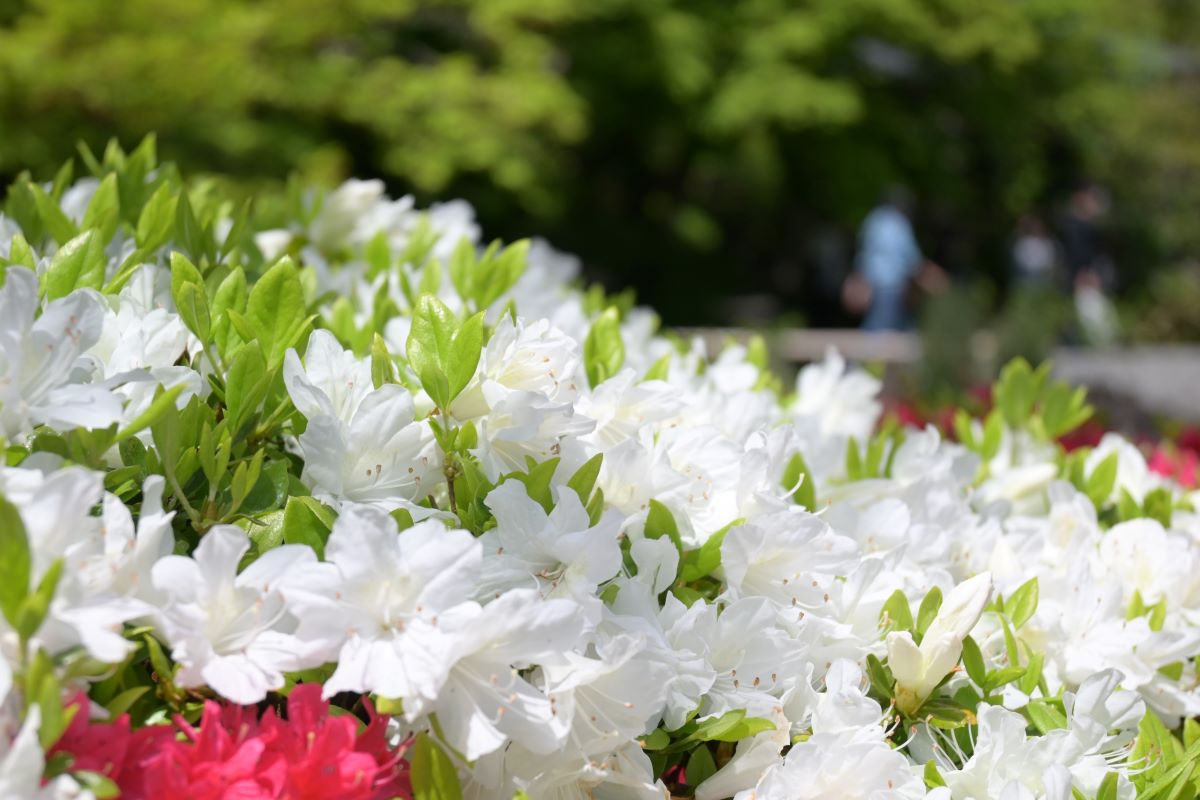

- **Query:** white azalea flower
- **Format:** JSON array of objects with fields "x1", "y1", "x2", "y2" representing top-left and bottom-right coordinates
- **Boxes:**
[
  {"x1": 285, "y1": 506, "x2": 481, "y2": 706},
  {"x1": 284, "y1": 329, "x2": 441, "y2": 511},
  {"x1": 538, "y1": 632, "x2": 671, "y2": 759},
  {"x1": 0, "y1": 465, "x2": 148, "y2": 664},
  {"x1": 887, "y1": 572, "x2": 993, "y2": 714},
  {"x1": 0, "y1": 707, "x2": 90, "y2": 799},
  {"x1": 0, "y1": 267, "x2": 122, "y2": 441},
  {"x1": 420, "y1": 589, "x2": 583, "y2": 760},
  {"x1": 477, "y1": 479, "x2": 622, "y2": 617},
  {"x1": 151, "y1": 525, "x2": 319, "y2": 704},
  {"x1": 576, "y1": 369, "x2": 683, "y2": 452}
]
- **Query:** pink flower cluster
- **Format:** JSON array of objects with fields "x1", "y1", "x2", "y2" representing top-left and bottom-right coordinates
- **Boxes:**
[{"x1": 52, "y1": 686, "x2": 410, "y2": 800}]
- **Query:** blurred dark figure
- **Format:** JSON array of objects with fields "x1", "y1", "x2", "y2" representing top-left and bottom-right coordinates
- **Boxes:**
[
  {"x1": 1059, "y1": 185, "x2": 1112, "y2": 290},
  {"x1": 1059, "y1": 184, "x2": 1119, "y2": 344},
  {"x1": 845, "y1": 186, "x2": 946, "y2": 331},
  {"x1": 1010, "y1": 214, "x2": 1060, "y2": 288}
]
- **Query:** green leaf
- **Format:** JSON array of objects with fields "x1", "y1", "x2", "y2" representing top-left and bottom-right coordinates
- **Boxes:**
[
  {"x1": 1117, "y1": 488, "x2": 1141, "y2": 521},
  {"x1": 1086, "y1": 451, "x2": 1119, "y2": 506},
  {"x1": 1018, "y1": 651, "x2": 1044, "y2": 695},
  {"x1": 245, "y1": 258, "x2": 307, "y2": 367},
  {"x1": 961, "y1": 635, "x2": 987, "y2": 688},
  {"x1": 643, "y1": 354, "x2": 671, "y2": 382},
  {"x1": 999, "y1": 614, "x2": 1020, "y2": 666},
  {"x1": 916, "y1": 586, "x2": 943, "y2": 637},
  {"x1": 645, "y1": 499, "x2": 684, "y2": 555},
  {"x1": 1139, "y1": 734, "x2": 1200, "y2": 800},
  {"x1": 1143, "y1": 488, "x2": 1174, "y2": 528},
  {"x1": 781, "y1": 451, "x2": 816, "y2": 510},
  {"x1": 865, "y1": 653, "x2": 894, "y2": 700},
  {"x1": 36, "y1": 668, "x2": 73, "y2": 749},
  {"x1": 845, "y1": 436, "x2": 863, "y2": 481},
  {"x1": 983, "y1": 665, "x2": 1026, "y2": 693},
  {"x1": 104, "y1": 686, "x2": 149, "y2": 718},
  {"x1": 685, "y1": 709, "x2": 775, "y2": 743},
  {"x1": 143, "y1": 634, "x2": 176, "y2": 692},
  {"x1": 371, "y1": 333, "x2": 396, "y2": 390},
  {"x1": 136, "y1": 181, "x2": 178, "y2": 251},
  {"x1": 639, "y1": 728, "x2": 670, "y2": 750},
  {"x1": 448, "y1": 311, "x2": 485, "y2": 400},
  {"x1": 29, "y1": 182, "x2": 78, "y2": 245},
  {"x1": 686, "y1": 745, "x2": 718, "y2": 787},
  {"x1": 407, "y1": 296, "x2": 481, "y2": 408},
  {"x1": 82, "y1": 173, "x2": 121, "y2": 244},
  {"x1": 220, "y1": 198, "x2": 254, "y2": 259},
  {"x1": 509, "y1": 458, "x2": 560, "y2": 513},
  {"x1": 880, "y1": 589, "x2": 914, "y2": 633},
  {"x1": 211, "y1": 266, "x2": 247, "y2": 355},
  {"x1": 677, "y1": 521, "x2": 737, "y2": 582},
  {"x1": 923, "y1": 761, "x2": 947, "y2": 789},
  {"x1": 980, "y1": 409, "x2": 1004, "y2": 460},
  {"x1": 0, "y1": 496, "x2": 32, "y2": 627},
  {"x1": 1041, "y1": 381, "x2": 1094, "y2": 439},
  {"x1": 921, "y1": 696, "x2": 973, "y2": 729},
  {"x1": 170, "y1": 252, "x2": 211, "y2": 341},
  {"x1": 1007, "y1": 577, "x2": 1039, "y2": 628},
  {"x1": 16, "y1": 558, "x2": 63, "y2": 641},
  {"x1": 995, "y1": 358, "x2": 1038, "y2": 428},
  {"x1": 1094, "y1": 772, "x2": 1120, "y2": 800},
  {"x1": 411, "y1": 733, "x2": 463, "y2": 800},
  {"x1": 567, "y1": 453, "x2": 603, "y2": 506},
  {"x1": 584, "y1": 307, "x2": 625, "y2": 388},
  {"x1": 113, "y1": 383, "x2": 186, "y2": 448},
  {"x1": 477, "y1": 239, "x2": 529, "y2": 309},
  {"x1": 244, "y1": 509, "x2": 286, "y2": 554},
  {"x1": 1025, "y1": 699, "x2": 1067, "y2": 734},
  {"x1": 4, "y1": 233, "x2": 36, "y2": 269},
  {"x1": 282, "y1": 496, "x2": 335, "y2": 560},
  {"x1": 175, "y1": 190, "x2": 212, "y2": 263},
  {"x1": 44, "y1": 230, "x2": 106, "y2": 299},
  {"x1": 448, "y1": 238, "x2": 476, "y2": 302},
  {"x1": 74, "y1": 771, "x2": 121, "y2": 799},
  {"x1": 225, "y1": 341, "x2": 270, "y2": 434}
]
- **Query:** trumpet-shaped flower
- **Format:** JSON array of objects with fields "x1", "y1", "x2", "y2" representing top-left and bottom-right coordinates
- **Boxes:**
[
  {"x1": 285, "y1": 330, "x2": 440, "y2": 512},
  {"x1": 0, "y1": 267, "x2": 122, "y2": 441},
  {"x1": 416, "y1": 589, "x2": 583, "y2": 760},
  {"x1": 285, "y1": 506, "x2": 481, "y2": 707},
  {"x1": 886, "y1": 572, "x2": 993, "y2": 714},
  {"x1": 152, "y1": 525, "x2": 320, "y2": 704},
  {"x1": 476, "y1": 479, "x2": 622, "y2": 615}
]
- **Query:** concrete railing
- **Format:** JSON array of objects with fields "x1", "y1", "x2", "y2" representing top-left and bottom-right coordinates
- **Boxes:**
[{"x1": 672, "y1": 327, "x2": 1200, "y2": 423}]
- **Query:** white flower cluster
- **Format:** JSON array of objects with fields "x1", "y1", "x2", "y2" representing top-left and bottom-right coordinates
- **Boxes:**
[{"x1": 1, "y1": 165, "x2": 1199, "y2": 799}]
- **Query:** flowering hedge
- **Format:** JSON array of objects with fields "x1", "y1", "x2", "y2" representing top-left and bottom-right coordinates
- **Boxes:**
[{"x1": 2, "y1": 138, "x2": 1200, "y2": 799}]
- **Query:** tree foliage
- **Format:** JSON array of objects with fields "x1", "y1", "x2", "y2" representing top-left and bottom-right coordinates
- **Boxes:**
[{"x1": 1, "y1": 0, "x2": 1199, "y2": 320}]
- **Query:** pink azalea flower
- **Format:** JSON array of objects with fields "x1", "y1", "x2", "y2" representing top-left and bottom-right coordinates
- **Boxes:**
[{"x1": 52, "y1": 687, "x2": 410, "y2": 800}]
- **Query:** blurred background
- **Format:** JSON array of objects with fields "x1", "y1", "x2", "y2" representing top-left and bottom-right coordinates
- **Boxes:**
[{"x1": 3, "y1": 0, "x2": 1200, "y2": 410}]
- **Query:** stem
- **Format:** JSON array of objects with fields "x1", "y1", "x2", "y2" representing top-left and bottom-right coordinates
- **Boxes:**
[
  {"x1": 444, "y1": 460, "x2": 459, "y2": 516},
  {"x1": 164, "y1": 460, "x2": 204, "y2": 531},
  {"x1": 202, "y1": 343, "x2": 226, "y2": 383}
]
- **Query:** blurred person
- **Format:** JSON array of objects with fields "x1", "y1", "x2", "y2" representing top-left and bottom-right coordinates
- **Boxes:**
[
  {"x1": 1010, "y1": 214, "x2": 1060, "y2": 288},
  {"x1": 1059, "y1": 184, "x2": 1112, "y2": 290},
  {"x1": 848, "y1": 186, "x2": 946, "y2": 331},
  {"x1": 1059, "y1": 184, "x2": 1119, "y2": 344}
]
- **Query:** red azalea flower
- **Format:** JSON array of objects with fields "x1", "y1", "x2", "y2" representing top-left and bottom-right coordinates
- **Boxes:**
[
  {"x1": 1149, "y1": 446, "x2": 1199, "y2": 489},
  {"x1": 50, "y1": 693, "x2": 175, "y2": 792},
  {"x1": 53, "y1": 688, "x2": 410, "y2": 800}
]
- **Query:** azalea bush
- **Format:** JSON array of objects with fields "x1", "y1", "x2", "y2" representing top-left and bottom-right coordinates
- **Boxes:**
[{"x1": 3, "y1": 138, "x2": 1200, "y2": 799}]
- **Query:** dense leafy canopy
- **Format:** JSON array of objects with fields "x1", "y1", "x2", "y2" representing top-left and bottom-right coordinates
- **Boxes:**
[{"x1": 2, "y1": 0, "x2": 1199, "y2": 320}]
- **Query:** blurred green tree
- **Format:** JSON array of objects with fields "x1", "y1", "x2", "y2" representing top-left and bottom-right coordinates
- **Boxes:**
[{"x1": 2, "y1": 0, "x2": 1198, "y2": 322}]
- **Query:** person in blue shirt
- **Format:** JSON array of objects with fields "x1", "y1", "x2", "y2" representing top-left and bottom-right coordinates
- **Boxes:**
[{"x1": 853, "y1": 187, "x2": 942, "y2": 331}]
